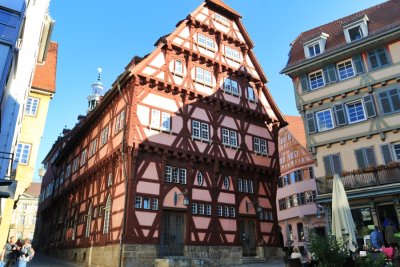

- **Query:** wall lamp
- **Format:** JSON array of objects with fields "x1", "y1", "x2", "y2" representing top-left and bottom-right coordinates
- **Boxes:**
[
  {"x1": 246, "y1": 200, "x2": 261, "y2": 213},
  {"x1": 174, "y1": 191, "x2": 189, "y2": 206}
]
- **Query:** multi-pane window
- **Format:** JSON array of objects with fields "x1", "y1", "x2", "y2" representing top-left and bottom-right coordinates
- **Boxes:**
[
  {"x1": 309, "y1": 70, "x2": 324, "y2": 90},
  {"x1": 103, "y1": 195, "x2": 112, "y2": 234},
  {"x1": 229, "y1": 207, "x2": 236, "y2": 217},
  {"x1": 175, "y1": 60, "x2": 183, "y2": 74},
  {"x1": 214, "y1": 13, "x2": 228, "y2": 24},
  {"x1": 107, "y1": 173, "x2": 113, "y2": 187},
  {"x1": 151, "y1": 198, "x2": 158, "y2": 210},
  {"x1": 65, "y1": 164, "x2": 71, "y2": 178},
  {"x1": 315, "y1": 109, "x2": 334, "y2": 131},
  {"x1": 195, "y1": 67, "x2": 212, "y2": 85},
  {"x1": 247, "y1": 87, "x2": 255, "y2": 101},
  {"x1": 308, "y1": 42, "x2": 320, "y2": 58},
  {"x1": 192, "y1": 120, "x2": 209, "y2": 141},
  {"x1": 197, "y1": 171, "x2": 203, "y2": 186},
  {"x1": 368, "y1": 48, "x2": 389, "y2": 70},
  {"x1": 223, "y1": 78, "x2": 239, "y2": 95},
  {"x1": 80, "y1": 149, "x2": 87, "y2": 167},
  {"x1": 394, "y1": 143, "x2": 400, "y2": 161},
  {"x1": 218, "y1": 206, "x2": 223, "y2": 217},
  {"x1": 225, "y1": 46, "x2": 240, "y2": 61},
  {"x1": 206, "y1": 204, "x2": 212, "y2": 215},
  {"x1": 151, "y1": 109, "x2": 171, "y2": 131},
  {"x1": 222, "y1": 128, "x2": 238, "y2": 147},
  {"x1": 100, "y1": 125, "x2": 109, "y2": 146},
  {"x1": 89, "y1": 138, "x2": 97, "y2": 157},
  {"x1": 143, "y1": 197, "x2": 150, "y2": 209},
  {"x1": 14, "y1": 143, "x2": 31, "y2": 166},
  {"x1": 197, "y1": 33, "x2": 214, "y2": 50},
  {"x1": 165, "y1": 166, "x2": 186, "y2": 184},
  {"x1": 115, "y1": 110, "x2": 126, "y2": 133},
  {"x1": 224, "y1": 206, "x2": 229, "y2": 217},
  {"x1": 348, "y1": 25, "x2": 364, "y2": 42},
  {"x1": 198, "y1": 204, "x2": 205, "y2": 215},
  {"x1": 294, "y1": 170, "x2": 303, "y2": 182},
  {"x1": 238, "y1": 179, "x2": 253, "y2": 193},
  {"x1": 192, "y1": 203, "x2": 211, "y2": 216},
  {"x1": 217, "y1": 205, "x2": 235, "y2": 217},
  {"x1": 253, "y1": 137, "x2": 267, "y2": 155},
  {"x1": 323, "y1": 154, "x2": 343, "y2": 176},
  {"x1": 223, "y1": 176, "x2": 230, "y2": 190},
  {"x1": 72, "y1": 157, "x2": 79, "y2": 173},
  {"x1": 238, "y1": 179, "x2": 243, "y2": 192},
  {"x1": 243, "y1": 180, "x2": 248, "y2": 193},
  {"x1": 25, "y1": 97, "x2": 39, "y2": 116},
  {"x1": 378, "y1": 88, "x2": 400, "y2": 115},
  {"x1": 85, "y1": 205, "x2": 92, "y2": 238},
  {"x1": 337, "y1": 60, "x2": 355, "y2": 80},
  {"x1": 192, "y1": 203, "x2": 198, "y2": 214},
  {"x1": 135, "y1": 196, "x2": 142, "y2": 208},
  {"x1": 345, "y1": 100, "x2": 366, "y2": 123},
  {"x1": 355, "y1": 146, "x2": 377, "y2": 169}
]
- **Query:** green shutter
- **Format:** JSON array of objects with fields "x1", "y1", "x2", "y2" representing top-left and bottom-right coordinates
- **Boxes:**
[
  {"x1": 301, "y1": 74, "x2": 309, "y2": 92},
  {"x1": 365, "y1": 147, "x2": 377, "y2": 167},
  {"x1": 331, "y1": 154, "x2": 342, "y2": 175},
  {"x1": 355, "y1": 149, "x2": 366, "y2": 169},
  {"x1": 389, "y1": 88, "x2": 400, "y2": 112},
  {"x1": 363, "y1": 94, "x2": 376, "y2": 118},
  {"x1": 323, "y1": 156, "x2": 333, "y2": 176},
  {"x1": 353, "y1": 54, "x2": 365, "y2": 74},
  {"x1": 379, "y1": 91, "x2": 392, "y2": 114},
  {"x1": 380, "y1": 144, "x2": 393, "y2": 164},
  {"x1": 306, "y1": 113, "x2": 316, "y2": 134},
  {"x1": 333, "y1": 103, "x2": 347, "y2": 126},
  {"x1": 323, "y1": 64, "x2": 337, "y2": 84}
]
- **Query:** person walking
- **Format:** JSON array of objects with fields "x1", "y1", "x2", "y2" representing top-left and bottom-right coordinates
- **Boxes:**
[
  {"x1": 17, "y1": 239, "x2": 34, "y2": 267},
  {"x1": 370, "y1": 225, "x2": 384, "y2": 249},
  {"x1": 0, "y1": 236, "x2": 20, "y2": 267}
]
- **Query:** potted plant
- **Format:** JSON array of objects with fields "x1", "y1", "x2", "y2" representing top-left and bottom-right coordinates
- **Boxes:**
[
  {"x1": 355, "y1": 252, "x2": 386, "y2": 267},
  {"x1": 307, "y1": 231, "x2": 348, "y2": 267}
]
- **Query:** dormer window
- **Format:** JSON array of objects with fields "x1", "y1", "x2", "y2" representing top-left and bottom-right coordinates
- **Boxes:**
[
  {"x1": 343, "y1": 15, "x2": 369, "y2": 43},
  {"x1": 303, "y1": 32, "x2": 329, "y2": 59}
]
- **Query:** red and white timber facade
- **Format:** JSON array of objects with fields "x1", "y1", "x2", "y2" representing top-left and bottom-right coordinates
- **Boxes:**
[{"x1": 36, "y1": 0, "x2": 287, "y2": 266}]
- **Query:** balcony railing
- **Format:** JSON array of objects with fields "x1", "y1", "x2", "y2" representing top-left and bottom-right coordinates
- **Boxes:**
[{"x1": 316, "y1": 166, "x2": 400, "y2": 195}]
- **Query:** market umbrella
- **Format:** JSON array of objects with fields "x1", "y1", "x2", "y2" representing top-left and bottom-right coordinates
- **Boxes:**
[{"x1": 331, "y1": 174, "x2": 357, "y2": 252}]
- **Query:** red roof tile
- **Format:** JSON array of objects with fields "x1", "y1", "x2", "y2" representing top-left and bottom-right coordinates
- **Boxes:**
[
  {"x1": 284, "y1": 115, "x2": 306, "y2": 148},
  {"x1": 206, "y1": 0, "x2": 241, "y2": 18},
  {"x1": 25, "y1": 182, "x2": 41, "y2": 198},
  {"x1": 32, "y1": 41, "x2": 58, "y2": 93},
  {"x1": 285, "y1": 0, "x2": 400, "y2": 68}
]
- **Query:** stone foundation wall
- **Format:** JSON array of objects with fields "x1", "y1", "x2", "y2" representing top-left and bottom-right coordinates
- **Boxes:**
[{"x1": 184, "y1": 245, "x2": 242, "y2": 266}]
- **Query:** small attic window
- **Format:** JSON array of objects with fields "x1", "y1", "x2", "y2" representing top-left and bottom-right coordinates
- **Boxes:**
[
  {"x1": 343, "y1": 15, "x2": 369, "y2": 43},
  {"x1": 214, "y1": 13, "x2": 228, "y2": 25},
  {"x1": 303, "y1": 32, "x2": 329, "y2": 59}
]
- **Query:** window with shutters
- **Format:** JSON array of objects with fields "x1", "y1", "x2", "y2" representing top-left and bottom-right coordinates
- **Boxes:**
[
  {"x1": 323, "y1": 154, "x2": 343, "y2": 176},
  {"x1": 196, "y1": 67, "x2": 212, "y2": 85},
  {"x1": 223, "y1": 78, "x2": 239, "y2": 96},
  {"x1": 393, "y1": 143, "x2": 400, "y2": 161},
  {"x1": 305, "y1": 113, "x2": 317, "y2": 134},
  {"x1": 381, "y1": 143, "x2": 400, "y2": 164},
  {"x1": 378, "y1": 88, "x2": 400, "y2": 115},
  {"x1": 345, "y1": 100, "x2": 366, "y2": 124},
  {"x1": 25, "y1": 97, "x2": 39, "y2": 117},
  {"x1": 221, "y1": 128, "x2": 238, "y2": 147},
  {"x1": 355, "y1": 147, "x2": 377, "y2": 168},
  {"x1": 333, "y1": 104, "x2": 347, "y2": 126},
  {"x1": 337, "y1": 59, "x2": 355, "y2": 80},
  {"x1": 368, "y1": 47, "x2": 390, "y2": 70},
  {"x1": 316, "y1": 109, "x2": 334, "y2": 131},
  {"x1": 309, "y1": 70, "x2": 325, "y2": 90},
  {"x1": 192, "y1": 120, "x2": 210, "y2": 141},
  {"x1": 363, "y1": 95, "x2": 377, "y2": 118}
]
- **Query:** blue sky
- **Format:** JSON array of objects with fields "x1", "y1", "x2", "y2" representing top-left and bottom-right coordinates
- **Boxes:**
[{"x1": 34, "y1": 0, "x2": 385, "y2": 180}]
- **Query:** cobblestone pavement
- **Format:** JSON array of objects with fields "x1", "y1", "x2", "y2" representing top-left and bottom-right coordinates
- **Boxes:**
[{"x1": 28, "y1": 253, "x2": 80, "y2": 267}]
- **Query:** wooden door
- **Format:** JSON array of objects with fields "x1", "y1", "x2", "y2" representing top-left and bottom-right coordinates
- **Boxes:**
[
  {"x1": 239, "y1": 219, "x2": 257, "y2": 256},
  {"x1": 160, "y1": 212, "x2": 185, "y2": 256}
]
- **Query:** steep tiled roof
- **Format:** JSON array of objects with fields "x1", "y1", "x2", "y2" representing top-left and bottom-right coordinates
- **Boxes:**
[
  {"x1": 285, "y1": 0, "x2": 400, "y2": 68},
  {"x1": 25, "y1": 182, "x2": 41, "y2": 198},
  {"x1": 31, "y1": 41, "x2": 58, "y2": 93},
  {"x1": 285, "y1": 115, "x2": 306, "y2": 148},
  {"x1": 206, "y1": 0, "x2": 241, "y2": 18}
]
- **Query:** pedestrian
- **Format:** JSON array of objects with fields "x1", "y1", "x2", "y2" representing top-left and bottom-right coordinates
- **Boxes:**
[
  {"x1": 0, "y1": 236, "x2": 20, "y2": 267},
  {"x1": 370, "y1": 225, "x2": 384, "y2": 249},
  {"x1": 16, "y1": 239, "x2": 34, "y2": 267},
  {"x1": 385, "y1": 220, "x2": 397, "y2": 248}
]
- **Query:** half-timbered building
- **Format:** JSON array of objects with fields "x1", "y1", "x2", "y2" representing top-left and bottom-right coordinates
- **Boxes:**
[{"x1": 36, "y1": 0, "x2": 287, "y2": 266}]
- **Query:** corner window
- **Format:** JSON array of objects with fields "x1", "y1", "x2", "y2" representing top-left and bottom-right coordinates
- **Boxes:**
[
  {"x1": 307, "y1": 42, "x2": 321, "y2": 58},
  {"x1": 345, "y1": 100, "x2": 366, "y2": 124},
  {"x1": 368, "y1": 48, "x2": 390, "y2": 70},
  {"x1": 223, "y1": 78, "x2": 239, "y2": 96},
  {"x1": 337, "y1": 60, "x2": 355, "y2": 80},
  {"x1": 315, "y1": 109, "x2": 334, "y2": 131},
  {"x1": 25, "y1": 97, "x2": 39, "y2": 117},
  {"x1": 309, "y1": 70, "x2": 325, "y2": 90}
]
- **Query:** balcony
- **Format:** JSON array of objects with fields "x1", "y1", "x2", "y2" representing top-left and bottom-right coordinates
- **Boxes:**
[{"x1": 316, "y1": 164, "x2": 400, "y2": 197}]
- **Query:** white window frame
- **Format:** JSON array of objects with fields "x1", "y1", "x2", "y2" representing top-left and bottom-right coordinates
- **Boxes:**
[
  {"x1": 135, "y1": 196, "x2": 142, "y2": 208},
  {"x1": 214, "y1": 13, "x2": 228, "y2": 25},
  {"x1": 175, "y1": 59, "x2": 183, "y2": 75},
  {"x1": 151, "y1": 109, "x2": 160, "y2": 129},
  {"x1": 107, "y1": 172, "x2": 113, "y2": 187},
  {"x1": 343, "y1": 16, "x2": 369, "y2": 43},
  {"x1": 25, "y1": 97, "x2": 39, "y2": 117},
  {"x1": 195, "y1": 67, "x2": 212, "y2": 85},
  {"x1": 100, "y1": 125, "x2": 109, "y2": 146},
  {"x1": 336, "y1": 59, "x2": 355, "y2": 81},
  {"x1": 223, "y1": 176, "x2": 230, "y2": 190},
  {"x1": 238, "y1": 179, "x2": 243, "y2": 192},
  {"x1": 206, "y1": 204, "x2": 212, "y2": 215},
  {"x1": 198, "y1": 204, "x2": 205, "y2": 215},
  {"x1": 179, "y1": 168, "x2": 187, "y2": 184},
  {"x1": 80, "y1": 149, "x2": 87, "y2": 167},
  {"x1": 224, "y1": 206, "x2": 229, "y2": 217},
  {"x1": 115, "y1": 110, "x2": 126, "y2": 133},
  {"x1": 192, "y1": 203, "x2": 198, "y2": 214},
  {"x1": 223, "y1": 78, "x2": 239, "y2": 96},
  {"x1": 315, "y1": 109, "x2": 334, "y2": 132},
  {"x1": 221, "y1": 128, "x2": 238, "y2": 147},
  {"x1": 247, "y1": 87, "x2": 256, "y2": 102},
  {"x1": 308, "y1": 70, "x2": 325, "y2": 90},
  {"x1": 89, "y1": 138, "x2": 97, "y2": 157},
  {"x1": 151, "y1": 198, "x2": 158, "y2": 210},
  {"x1": 14, "y1": 143, "x2": 31, "y2": 165},
  {"x1": 217, "y1": 206, "x2": 223, "y2": 217},
  {"x1": 307, "y1": 41, "x2": 321, "y2": 58},
  {"x1": 229, "y1": 207, "x2": 236, "y2": 217},
  {"x1": 254, "y1": 137, "x2": 267, "y2": 155},
  {"x1": 151, "y1": 109, "x2": 171, "y2": 131},
  {"x1": 225, "y1": 45, "x2": 240, "y2": 61},
  {"x1": 197, "y1": 33, "x2": 214, "y2": 50},
  {"x1": 165, "y1": 166, "x2": 172, "y2": 182},
  {"x1": 103, "y1": 195, "x2": 111, "y2": 234},
  {"x1": 143, "y1": 197, "x2": 150, "y2": 210},
  {"x1": 192, "y1": 120, "x2": 210, "y2": 141},
  {"x1": 161, "y1": 112, "x2": 171, "y2": 131},
  {"x1": 345, "y1": 100, "x2": 366, "y2": 124}
]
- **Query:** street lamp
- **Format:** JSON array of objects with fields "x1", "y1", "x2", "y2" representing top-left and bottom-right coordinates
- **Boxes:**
[
  {"x1": 38, "y1": 166, "x2": 46, "y2": 180},
  {"x1": 174, "y1": 191, "x2": 189, "y2": 206}
]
